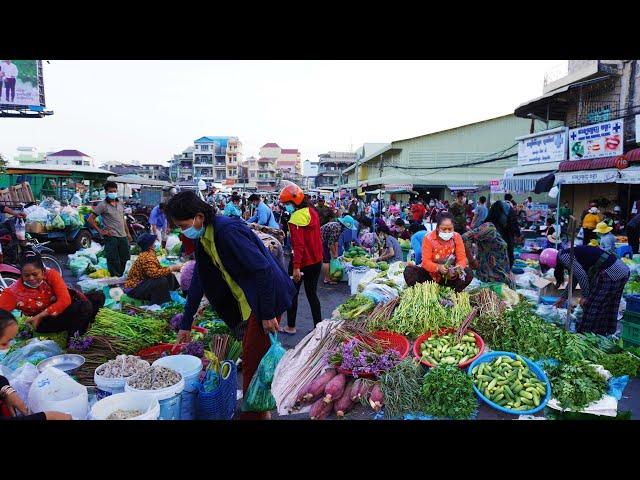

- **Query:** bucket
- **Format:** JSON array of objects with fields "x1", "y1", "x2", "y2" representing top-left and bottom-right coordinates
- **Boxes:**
[
  {"x1": 125, "y1": 373, "x2": 185, "y2": 420},
  {"x1": 90, "y1": 392, "x2": 160, "y2": 420},
  {"x1": 93, "y1": 358, "x2": 150, "y2": 401},
  {"x1": 28, "y1": 367, "x2": 89, "y2": 420},
  {"x1": 152, "y1": 355, "x2": 202, "y2": 420}
]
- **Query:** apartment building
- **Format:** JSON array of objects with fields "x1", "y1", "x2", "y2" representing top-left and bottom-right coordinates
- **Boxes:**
[
  {"x1": 192, "y1": 136, "x2": 243, "y2": 184},
  {"x1": 316, "y1": 151, "x2": 357, "y2": 188}
]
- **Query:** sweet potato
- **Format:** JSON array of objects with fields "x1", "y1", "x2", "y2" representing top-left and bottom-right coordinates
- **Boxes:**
[
  {"x1": 334, "y1": 380, "x2": 356, "y2": 418},
  {"x1": 304, "y1": 368, "x2": 337, "y2": 402},
  {"x1": 323, "y1": 373, "x2": 347, "y2": 404},
  {"x1": 310, "y1": 397, "x2": 333, "y2": 420},
  {"x1": 295, "y1": 382, "x2": 313, "y2": 406},
  {"x1": 350, "y1": 378, "x2": 364, "y2": 402},
  {"x1": 359, "y1": 380, "x2": 374, "y2": 400},
  {"x1": 369, "y1": 382, "x2": 384, "y2": 412}
]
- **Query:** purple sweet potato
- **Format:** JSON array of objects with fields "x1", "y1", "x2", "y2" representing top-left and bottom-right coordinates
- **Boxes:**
[
  {"x1": 369, "y1": 382, "x2": 384, "y2": 412},
  {"x1": 310, "y1": 397, "x2": 333, "y2": 420},
  {"x1": 323, "y1": 373, "x2": 347, "y2": 404},
  {"x1": 304, "y1": 368, "x2": 337, "y2": 403},
  {"x1": 350, "y1": 378, "x2": 364, "y2": 402},
  {"x1": 295, "y1": 382, "x2": 313, "y2": 406},
  {"x1": 334, "y1": 381, "x2": 356, "y2": 418},
  {"x1": 359, "y1": 380, "x2": 374, "y2": 400}
]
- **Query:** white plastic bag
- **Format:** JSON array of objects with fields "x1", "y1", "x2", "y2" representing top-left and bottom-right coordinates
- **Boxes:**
[
  {"x1": 8, "y1": 363, "x2": 39, "y2": 402},
  {"x1": 28, "y1": 367, "x2": 89, "y2": 420},
  {"x1": 15, "y1": 218, "x2": 26, "y2": 241}
]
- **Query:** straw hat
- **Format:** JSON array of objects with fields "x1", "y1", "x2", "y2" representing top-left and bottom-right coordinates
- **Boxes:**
[{"x1": 594, "y1": 222, "x2": 613, "y2": 234}]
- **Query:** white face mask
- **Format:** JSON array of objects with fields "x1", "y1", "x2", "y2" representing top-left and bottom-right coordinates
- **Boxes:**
[{"x1": 439, "y1": 231, "x2": 454, "y2": 241}]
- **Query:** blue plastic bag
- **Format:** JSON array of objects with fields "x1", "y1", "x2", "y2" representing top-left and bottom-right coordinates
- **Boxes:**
[
  {"x1": 170, "y1": 290, "x2": 187, "y2": 305},
  {"x1": 0, "y1": 339, "x2": 63, "y2": 371},
  {"x1": 243, "y1": 333, "x2": 285, "y2": 412}
]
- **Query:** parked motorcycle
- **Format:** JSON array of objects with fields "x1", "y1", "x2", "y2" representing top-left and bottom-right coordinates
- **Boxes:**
[{"x1": 124, "y1": 208, "x2": 149, "y2": 241}]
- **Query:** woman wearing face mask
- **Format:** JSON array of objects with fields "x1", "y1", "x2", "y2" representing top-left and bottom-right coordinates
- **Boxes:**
[
  {"x1": 0, "y1": 250, "x2": 103, "y2": 336},
  {"x1": 281, "y1": 184, "x2": 323, "y2": 334},
  {"x1": 403, "y1": 212, "x2": 472, "y2": 291},
  {"x1": 123, "y1": 233, "x2": 183, "y2": 305},
  {"x1": 166, "y1": 191, "x2": 296, "y2": 420}
]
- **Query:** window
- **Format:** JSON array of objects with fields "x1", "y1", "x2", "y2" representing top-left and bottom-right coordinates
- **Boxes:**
[{"x1": 200, "y1": 145, "x2": 209, "y2": 151}]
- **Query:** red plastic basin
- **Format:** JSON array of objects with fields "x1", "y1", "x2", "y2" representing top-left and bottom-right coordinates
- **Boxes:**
[
  {"x1": 413, "y1": 328, "x2": 485, "y2": 369},
  {"x1": 337, "y1": 330, "x2": 410, "y2": 379}
]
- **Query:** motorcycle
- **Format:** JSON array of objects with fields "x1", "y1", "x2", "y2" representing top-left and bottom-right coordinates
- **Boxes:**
[{"x1": 124, "y1": 209, "x2": 148, "y2": 241}]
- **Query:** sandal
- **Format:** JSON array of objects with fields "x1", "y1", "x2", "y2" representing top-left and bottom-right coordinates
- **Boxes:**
[{"x1": 323, "y1": 280, "x2": 338, "y2": 285}]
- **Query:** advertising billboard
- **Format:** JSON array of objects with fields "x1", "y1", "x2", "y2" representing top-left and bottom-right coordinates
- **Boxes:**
[
  {"x1": 516, "y1": 126, "x2": 568, "y2": 166},
  {"x1": 568, "y1": 118, "x2": 624, "y2": 160},
  {"x1": 0, "y1": 60, "x2": 45, "y2": 109}
]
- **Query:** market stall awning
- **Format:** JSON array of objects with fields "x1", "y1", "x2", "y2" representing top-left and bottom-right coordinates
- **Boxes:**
[{"x1": 107, "y1": 174, "x2": 173, "y2": 187}]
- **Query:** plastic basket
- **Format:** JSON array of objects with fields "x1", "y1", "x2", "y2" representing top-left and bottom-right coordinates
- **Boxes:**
[
  {"x1": 467, "y1": 351, "x2": 551, "y2": 415},
  {"x1": 336, "y1": 331, "x2": 410, "y2": 379},
  {"x1": 413, "y1": 328, "x2": 485, "y2": 369},
  {"x1": 621, "y1": 319, "x2": 640, "y2": 346},
  {"x1": 197, "y1": 361, "x2": 237, "y2": 420},
  {"x1": 623, "y1": 296, "x2": 640, "y2": 316}
]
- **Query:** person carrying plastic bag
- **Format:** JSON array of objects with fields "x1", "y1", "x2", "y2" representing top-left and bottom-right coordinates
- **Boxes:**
[{"x1": 243, "y1": 333, "x2": 285, "y2": 412}]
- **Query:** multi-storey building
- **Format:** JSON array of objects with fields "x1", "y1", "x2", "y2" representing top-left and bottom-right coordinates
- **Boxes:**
[
  {"x1": 258, "y1": 142, "x2": 302, "y2": 189},
  {"x1": 46, "y1": 149, "x2": 97, "y2": 167},
  {"x1": 192, "y1": 136, "x2": 242, "y2": 185},
  {"x1": 138, "y1": 163, "x2": 170, "y2": 181},
  {"x1": 316, "y1": 151, "x2": 357, "y2": 188},
  {"x1": 169, "y1": 147, "x2": 194, "y2": 183}
]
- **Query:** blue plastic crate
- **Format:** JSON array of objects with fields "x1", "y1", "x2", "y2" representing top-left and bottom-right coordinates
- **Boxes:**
[{"x1": 624, "y1": 295, "x2": 640, "y2": 315}]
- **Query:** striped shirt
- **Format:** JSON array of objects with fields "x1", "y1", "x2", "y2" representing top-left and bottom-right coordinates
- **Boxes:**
[{"x1": 558, "y1": 249, "x2": 628, "y2": 299}]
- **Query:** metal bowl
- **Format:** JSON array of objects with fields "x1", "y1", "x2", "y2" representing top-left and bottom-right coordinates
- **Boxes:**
[{"x1": 37, "y1": 354, "x2": 86, "y2": 376}]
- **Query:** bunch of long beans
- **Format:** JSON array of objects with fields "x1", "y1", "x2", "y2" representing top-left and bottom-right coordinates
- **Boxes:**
[
  {"x1": 367, "y1": 297, "x2": 400, "y2": 331},
  {"x1": 385, "y1": 282, "x2": 471, "y2": 338}
]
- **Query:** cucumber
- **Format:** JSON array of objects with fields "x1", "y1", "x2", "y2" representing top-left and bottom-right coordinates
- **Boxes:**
[
  {"x1": 532, "y1": 391, "x2": 541, "y2": 406},
  {"x1": 487, "y1": 378, "x2": 497, "y2": 390},
  {"x1": 520, "y1": 397, "x2": 533, "y2": 406}
]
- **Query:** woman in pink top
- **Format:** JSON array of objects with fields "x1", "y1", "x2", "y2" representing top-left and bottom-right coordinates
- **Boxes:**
[{"x1": 403, "y1": 212, "x2": 473, "y2": 292}]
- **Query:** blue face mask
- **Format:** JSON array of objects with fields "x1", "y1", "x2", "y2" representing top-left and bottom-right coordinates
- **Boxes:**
[
  {"x1": 182, "y1": 217, "x2": 204, "y2": 239},
  {"x1": 285, "y1": 204, "x2": 295, "y2": 214},
  {"x1": 107, "y1": 192, "x2": 118, "y2": 200}
]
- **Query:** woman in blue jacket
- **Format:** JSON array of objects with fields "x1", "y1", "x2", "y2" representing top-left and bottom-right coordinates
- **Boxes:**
[{"x1": 166, "y1": 191, "x2": 296, "y2": 420}]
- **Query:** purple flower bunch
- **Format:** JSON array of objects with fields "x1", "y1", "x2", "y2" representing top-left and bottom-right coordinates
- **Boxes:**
[
  {"x1": 169, "y1": 313, "x2": 184, "y2": 332},
  {"x1": 326, "y1": 339, "x2": 401, "y2": 378},
  {"x1": 68, "y1": 331, "x2": 93, "y2": 352},
  {"x1": 181, "y1": 341, "x2": 204, "y2": 358}
]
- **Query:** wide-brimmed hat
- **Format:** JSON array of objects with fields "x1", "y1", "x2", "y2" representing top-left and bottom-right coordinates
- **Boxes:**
[
  {"x1": 594, "y1": 222, "x2": 613, "y2": 234},
  {"x1": 547, "y1": 232, "x2": 561, "y2": 244},
  {"x1": 589, "y1": 207, "x2": 598, "y2": 214},
  {"x1": 338, "y1": 215, "x2": 355, "y2": 229}
]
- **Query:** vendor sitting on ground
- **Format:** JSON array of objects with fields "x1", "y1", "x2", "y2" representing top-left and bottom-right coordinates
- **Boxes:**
[
  {"x1": 0, "y1": 250, "x2": 103, "y2": 336},
  {"x1": 393, "y1": 218, "x2": 412, "y2": 240},
  {"x1": 462, "y1": 222, "x2": 514, "y2": 289},
  {"x1": 124, "y1": 233, "x2": 183, "y2": 305},
  {"x1": 403, "y1": 212, "x2": 473, "y2": 292},
  {"x1": 374, "y1": 224, "x2": 403, "y2": 263}
]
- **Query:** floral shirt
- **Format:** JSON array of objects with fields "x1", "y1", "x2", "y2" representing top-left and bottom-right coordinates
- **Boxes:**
[
  {"x1": 462, "y1": 222, "x2": 513, "y2": 288},
  {"x1": 321, "y1": 221, "x2": 343, "y2": 246},
  {"x1": 124, "y1": 250, "x2": 172, "y2": 290}
]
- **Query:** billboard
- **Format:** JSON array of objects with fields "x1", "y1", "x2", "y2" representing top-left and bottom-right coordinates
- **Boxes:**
[
  {"x1": 516, "y1": 127, "x2": 568, "y2": 166},
  {"x1": 0, "y1": 60, "x2": 44, "y2": 109},
  {"x1": 568, "y1": 118, "x2": 624, "y2": 160}
]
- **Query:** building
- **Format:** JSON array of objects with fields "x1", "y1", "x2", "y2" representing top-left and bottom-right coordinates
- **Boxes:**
[
  {"x1": 513, "y1": 59, "x2": 640, "y2": 220},
  {"x1": 302, "y1": 159, "x2": 319, "y2": 189},
  {"x1": 45, "y1": 150, "x2": 97, "y2": 167},
  {"x1": 257, "y1": 143, "x2": 303, "y2": 189},
  {"x1": 192, "y1": 136, "x2": 243, "y2": 186},
  {"x1": 243, "y1": 156, "x2": 259, "y2": 189},
  {"x1": 316, "y1": 151, "x2": 357, "y2": 189},
  {"x1": 14, "y1": 146, "x2": 46, "y2": 165},
  {"x1": 342, "y1": 115, "x2": 553, "y2": 203},
  {"x1": 169, "y1": 147, "x2": 194, "y2": 183},
  {"x1": 138, "y1": 163, "x2": 170, "y2": 181}
]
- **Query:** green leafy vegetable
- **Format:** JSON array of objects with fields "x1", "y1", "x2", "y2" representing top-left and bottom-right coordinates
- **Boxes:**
[
  {"x1": 379, "y1": 359, "x2": 429, "y2": 419},
  {"x1": 546, "y1": 362, "x2": 608, "y2": 411},
  {"x1": 421, "y1": 364, "x2": 477, "y2": 420},
  {"x1": 338, "y1": 294, "x2": 375, "y2": 320},
  {"x1": 599, "y1": 352, "x2": 640, "y2": 377}
]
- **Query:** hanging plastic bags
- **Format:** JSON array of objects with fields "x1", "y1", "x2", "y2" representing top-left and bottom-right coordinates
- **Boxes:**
[
  {"x1": 329, "y1": 258, "x2": 344, "y2": 282},
  {"x1": 243, "y1": 333, "x2": 285, "y2": 412}
]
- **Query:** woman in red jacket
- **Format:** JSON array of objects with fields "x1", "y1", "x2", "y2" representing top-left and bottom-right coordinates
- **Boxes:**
[{"x1": 280, "y1": 184, "x2": 323, "y2": 334}]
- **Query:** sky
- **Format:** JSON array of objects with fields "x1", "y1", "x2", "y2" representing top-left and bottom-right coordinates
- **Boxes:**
[{"x1": 0, "y1": 60, "x2": 565, "y2": 167}]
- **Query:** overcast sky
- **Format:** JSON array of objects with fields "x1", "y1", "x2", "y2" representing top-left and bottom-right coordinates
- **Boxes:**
[{"x1": 0, "y1": 60, "x2": 564, "y2": 166}]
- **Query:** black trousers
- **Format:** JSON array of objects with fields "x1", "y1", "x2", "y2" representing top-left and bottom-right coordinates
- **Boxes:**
[
  {"x1": 286, "y1": 261, "x2": 322, "y2": 328},
  {"x1": 4, "y1": 78, "x2": 15, "y2": 102},
  {"x1": 128, "y1": 275, "x2": 180, "y2": 305},
  {"x1": 627, "y1": 225, "x2": 639, "y2": 254},
  {"x1": 36, "y1": 290, "x2": 102, "y2": 336}
]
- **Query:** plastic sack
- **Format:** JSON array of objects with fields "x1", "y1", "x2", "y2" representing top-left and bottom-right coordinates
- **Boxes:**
[
  {"x1": 0, "y1": 339, "x2": 63, "y2": 370},
  {"x1": 69, "y1": 257, "x2": 91, "y2": 277},
  {"x1": 362, "y1": 283, "x2": 399, "y2": 304},
  {"x1": 24, "y1": 205, "x2": 51, "y2": 223},
  {"x1": 28, "y1": 367, "x2": 89, "y2": 420},
  {"x1": 165, "y1": 234, "x2": 181, "y2": 253},
  {"x1": 244, "y1": 333, "x2": 285, "y2": 412},
  {"x1": 76, "y1": 278, "x2": 105, "y2": 293},
  {"x1": 47, "y1": 214, "x2": 66, "y2": 231},
  {"x1": 329, "y1": 258, "x2": 344, "y2": 282},
  {"x1": 76, "y1": 250, "x2": 98, "y2": 265},
  {"x1": 7, "y1": 363, "x2": 39, "y2": 402},
  {"x1": 170, "y1": 290, "x2": 187, "y2": 305},
  {"x1": 102, "y1": 285, "x2": 116, "y2": 309}
]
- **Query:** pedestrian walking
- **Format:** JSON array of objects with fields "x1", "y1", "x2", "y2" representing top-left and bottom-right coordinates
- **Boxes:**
[
  {"x1": 149, "y1": 202, "x2": 169, "y2": 249},
  {"x1": 486, "y1": 193, "x2": 521, "y2": 268}
]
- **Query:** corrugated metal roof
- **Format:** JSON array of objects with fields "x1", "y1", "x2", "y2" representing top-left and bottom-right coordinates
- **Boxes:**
[{"x1": 48, "y1": 149, "x2": 91, "y2": 157}]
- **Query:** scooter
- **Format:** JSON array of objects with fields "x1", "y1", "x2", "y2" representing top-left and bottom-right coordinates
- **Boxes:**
[{"x1": 125, "y1": 212, "x2": 148, "y2": 241}]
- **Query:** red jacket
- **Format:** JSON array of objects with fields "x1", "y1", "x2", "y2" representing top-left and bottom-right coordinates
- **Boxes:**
[
  {"x1": 411, "y1": 204, "x2": 426, "y2": 222},
  {"x1": 289, "y1": 207, "x2": 323, "y2": 269}
]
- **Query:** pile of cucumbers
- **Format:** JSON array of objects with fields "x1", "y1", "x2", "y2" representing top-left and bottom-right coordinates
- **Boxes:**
[
  {"x1": 419, "y1": 332, "x2": 479, "y2": 367},
  {"x1": 471, "y1": 354, "x2": 548, "y2": 411}
]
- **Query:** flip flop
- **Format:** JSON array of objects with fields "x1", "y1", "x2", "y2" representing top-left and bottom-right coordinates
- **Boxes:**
[
  {"x1": 323, "y1": 280, "x2": 338, "y2": 285},
  {"x1": 280, "y1": 329, "x2": 297, "y2": 336}
]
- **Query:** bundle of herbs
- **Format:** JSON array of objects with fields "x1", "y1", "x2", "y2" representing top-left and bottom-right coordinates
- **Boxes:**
[
  {"x1": 379, "y1": 359, "x2": 429, "y2": 418},
  {"x1": 421, "y1": 364, "x2": 477, "y2": 420},
  {"x1": 546, "y1": 361, "x2": 608, "y2": 411},
  {"x1": 599, "y1": 351, "x2": 640, "y2": 377},
  {"x1": 338, "y1": 294, "x2": 375, "y2": 320}
]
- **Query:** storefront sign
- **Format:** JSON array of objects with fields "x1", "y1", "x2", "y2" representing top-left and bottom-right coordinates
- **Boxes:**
[
  {"x1": 489, "y1": 179, "x2": 505, "y2": 193},
  {"x1": 568, "y1": 119, "x2": 624, "y2": 160},
  {"x1": 385, "y1": 184, "x2": 413, "y2": 191},
  {"x1": 556, "y1": 169, "x2": 619, "y2": 184},
  {"x1": 516, "y1": 127, "x2": 568, "y2": 166},
  {"x1": 617, "y1": 168, "x2": 640, "y2": 184}
]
